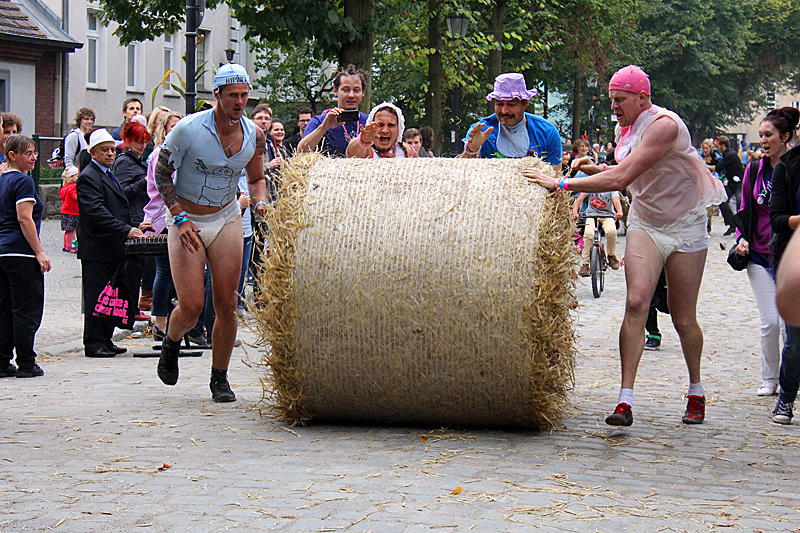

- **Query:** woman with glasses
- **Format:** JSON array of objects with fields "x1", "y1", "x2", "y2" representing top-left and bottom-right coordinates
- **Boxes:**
[
  {"x1": 0, "y1": 135, "x2": 51, "y2": 378},
  {"x1": 733, "y1": 107, "x2": 800, "y2": 396}
]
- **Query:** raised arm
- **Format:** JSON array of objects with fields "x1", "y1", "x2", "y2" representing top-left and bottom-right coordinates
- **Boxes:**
[
  {"x1": 525, "y1": 115, "x2": 678, "y2": 193},
  {"x1": 296, "y1": 110, "x2": 341, "y2": 154}
]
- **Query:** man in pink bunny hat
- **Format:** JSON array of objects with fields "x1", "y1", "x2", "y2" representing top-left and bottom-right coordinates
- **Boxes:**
[
  {"x1": 525, "y1": 65, "x2": 726, "y2": 427},
  {"x1": 459, "y1": 73, "x2": 562, "y2": 169}
]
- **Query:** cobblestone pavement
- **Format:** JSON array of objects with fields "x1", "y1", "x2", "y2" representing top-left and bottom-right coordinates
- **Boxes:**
[{"x1": 2, "y1": 218, "x2": 799, "y2": 532}]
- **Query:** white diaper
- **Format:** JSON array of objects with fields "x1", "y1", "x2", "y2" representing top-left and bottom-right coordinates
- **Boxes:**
[
  {"x1": 167, "y1": 199, "x2": 241, "y2": 248},
  {"x1": 628, "y1": 212, "x2": 708, "y2": 263}
]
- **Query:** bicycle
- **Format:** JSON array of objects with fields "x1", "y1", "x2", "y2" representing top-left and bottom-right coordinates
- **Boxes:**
[{"x1": 585, "y1": 215, "x2": 614, "y2": 298}]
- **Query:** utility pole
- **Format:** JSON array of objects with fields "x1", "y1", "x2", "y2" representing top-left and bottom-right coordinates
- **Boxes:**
[{"x1": 185, "y1": 0, "x2": 203, "y2": 115}]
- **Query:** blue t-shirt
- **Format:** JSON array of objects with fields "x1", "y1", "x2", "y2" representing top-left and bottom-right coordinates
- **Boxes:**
[
  {"x1": 0, "y1": 170, "x2": 43, "y2": 257},
  {"x1": 302, "y1": 110, "x2": 368, "y2": 158},
  {"x1": 462, "y1": 112, "x2": 562, "y2": 165}
]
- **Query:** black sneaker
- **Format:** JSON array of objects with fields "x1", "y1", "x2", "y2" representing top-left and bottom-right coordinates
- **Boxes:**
[
  {"x1": 16, "y1": 363, "x2": 44, "y2": 378},
  {"x1": 210, "y1": 368, "x2": 236, "y2": 403},
  {"x1": 157, "y1": 337, "x2": 180, "y2": 385},
  {"x1": 772, "y1": 398, "x2": 794, "y2": 425},
  {"x1": 0, "y1": 362, "x2": 17, "y2": 378},
  {"x1": 644, "y1": 334, "x2": 661, "y2": 350}
]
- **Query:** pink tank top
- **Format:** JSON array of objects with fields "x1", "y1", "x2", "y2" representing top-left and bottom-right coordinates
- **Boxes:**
[{"x1": 616, "y1": 105, "x2": 726, "y2": 237}]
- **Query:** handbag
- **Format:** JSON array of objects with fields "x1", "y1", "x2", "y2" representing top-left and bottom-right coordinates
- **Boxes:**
[
  {"x1": 727, "y1": 165, "x2": 756, "y2": 271},
  {"x1": 92, "y1": 260, "x2": 139, "y2": 328}
]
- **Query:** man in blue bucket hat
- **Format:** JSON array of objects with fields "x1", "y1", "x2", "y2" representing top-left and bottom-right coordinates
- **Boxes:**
[
  {"x1": 153, "y1": 63, "x2": 270, "y2": 403},
  {"x1": 459, "y1": 73, "x2": 562, "y2": 170}
]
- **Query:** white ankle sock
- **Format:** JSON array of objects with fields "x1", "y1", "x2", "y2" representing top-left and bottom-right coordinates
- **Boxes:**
[
  {"x1": 618, "y1": 388, "x2": 634, "y2": 406},
  {"x1": 688, "y1": 381, "x2": 704, "y2": 397}
]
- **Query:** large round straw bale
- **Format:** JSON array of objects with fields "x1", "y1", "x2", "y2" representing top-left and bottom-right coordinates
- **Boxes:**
[{"x1": 254, "y1": 153, "x2": 576, "y2": 429}]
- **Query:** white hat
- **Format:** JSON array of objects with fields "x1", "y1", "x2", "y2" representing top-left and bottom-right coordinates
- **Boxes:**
[
  {"x1": 366, "y1": 102, "x2": 406, "y2": 146},
  {"x1": 88, "y1": 129, "x2": 115, "y2": 151}
]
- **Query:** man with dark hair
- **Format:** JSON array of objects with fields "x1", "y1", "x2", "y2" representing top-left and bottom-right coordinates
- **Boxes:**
[
  {"x1": 296, "y1": 65, "x2": 368, "y2": 157},
  {"x1": 708, "y1": 135, "x2": 745, "y2": 235},
  {"x1": 285, "y1": 106, "x2": 313, "y2": 156},
  {"x1": 111, "y1": 98, "x2": 143, "y2": 141},
  {"x1": 460, "y1": 73, "x2": 562, "y2": 170}
]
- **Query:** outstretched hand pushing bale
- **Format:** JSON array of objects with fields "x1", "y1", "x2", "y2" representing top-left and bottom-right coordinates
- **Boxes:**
[{"x1": 253, "y1": 153, "x2": 576, "y2": 429}]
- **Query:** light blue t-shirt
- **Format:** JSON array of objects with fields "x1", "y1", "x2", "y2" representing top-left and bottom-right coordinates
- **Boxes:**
[{"x1": 162, "y1": 109, "x2": 256, "y2": 207}]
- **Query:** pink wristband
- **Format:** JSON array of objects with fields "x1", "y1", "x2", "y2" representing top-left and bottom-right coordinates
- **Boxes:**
[
  {"x1": 358, "y1": 135, "x2": 373, "y2": 148},
  {"x1": 563, "y1": 177, "x2": 569, "y2": 191},
  {"x1": 599, "y1": 163, "x2": 609, "y2": 171}
]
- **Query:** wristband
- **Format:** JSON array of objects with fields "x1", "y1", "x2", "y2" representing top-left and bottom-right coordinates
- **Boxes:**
[
  {"x1": 599, "y1": 163, "x2": 609, "y2": 171},
  {"x1": 358, "y1": 135, "x2": 373, "y2": 148},
  {"x1": 558, "y1": 177, "x2": 565, "y2": 190},
  {"x1": 563, "y1": 177, "x2": 569, "y2": 191},
  {"x1": 464, "y1": 141, "x2": 480, "y2": 156},
  {"x1": 173, "y1": 211, "x2": 189, "y2": 226},
  {"x1": 255, "y1": 201, "x2": 269, "y2": 210}
]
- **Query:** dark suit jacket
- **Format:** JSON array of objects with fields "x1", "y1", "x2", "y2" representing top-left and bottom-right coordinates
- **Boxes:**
[{"x1": 76, "y1": 160, "x2": 133, "y2": 263}]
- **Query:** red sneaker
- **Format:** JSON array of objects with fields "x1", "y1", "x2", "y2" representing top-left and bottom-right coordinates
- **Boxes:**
[
  {"x1": 682, "y1": 395, "x2": 705, "y2": 424},
  {"x1": 605, "y1": 402, "x2": 633, "y2": 426}
]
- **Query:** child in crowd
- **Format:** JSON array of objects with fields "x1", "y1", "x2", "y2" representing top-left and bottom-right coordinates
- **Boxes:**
[{"x1": 59, "y1": 166, "x2": 79, "y2": 253}]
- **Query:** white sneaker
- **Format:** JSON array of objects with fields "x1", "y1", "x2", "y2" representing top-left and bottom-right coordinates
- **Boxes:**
[{"x1": 757, "y1": 382, "x2": 779, "y2": 396}]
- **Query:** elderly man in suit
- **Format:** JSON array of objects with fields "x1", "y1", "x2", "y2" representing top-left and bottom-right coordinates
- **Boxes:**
[{"x1": 77, "y1": 129, "x2": 151, "y2": 357}]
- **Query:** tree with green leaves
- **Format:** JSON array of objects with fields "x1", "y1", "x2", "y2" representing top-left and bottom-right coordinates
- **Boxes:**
[
  {"x1": 249, "y1": 41, "x2": 337, "y2": 116},
  {"x1": 632, "y1": 0, "x2": 800, "y2": 142}
]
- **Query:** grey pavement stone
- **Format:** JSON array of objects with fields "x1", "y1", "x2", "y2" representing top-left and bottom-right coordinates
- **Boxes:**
[{"x1": 4, "y1": 217, "x2": 800, "y2": 532}]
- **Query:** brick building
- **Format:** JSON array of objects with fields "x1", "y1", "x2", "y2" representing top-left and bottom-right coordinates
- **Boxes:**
[{"x1": 0, "y1": 0, "x2": 80, "y2": 136}]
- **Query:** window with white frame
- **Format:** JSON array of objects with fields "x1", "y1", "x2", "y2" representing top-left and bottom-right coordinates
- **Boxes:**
[
  {"x1": 195, "y1": 29, "x2": 210, "y2": 91},
  {"x1": 163, "y1": 33, "x2": 177, "y2": 95},
  {"x1": 86, "y1": 10, "x2": 101, "y2": 87},
  {"x1": 126, "y1": 43, "x2": 138, "y2": 90}
]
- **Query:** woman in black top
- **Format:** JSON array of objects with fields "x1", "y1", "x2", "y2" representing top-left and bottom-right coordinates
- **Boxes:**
[
  {"x1": 0, "y1": 135, "x2": 51, "y2": 378},
  {"x1": 769, "y1": 138, "x2": 800, "y2": 424}
]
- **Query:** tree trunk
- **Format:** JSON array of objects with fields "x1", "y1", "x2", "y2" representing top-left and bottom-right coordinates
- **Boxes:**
[
  {"x1": 572, "y1": 74, "x2": 582, "y2": 142},
  {"x1": 339, "y1": 0, "x2": 375, "y2": 111},
  {"x1": 486, "y1": 0, "x2": 507, "y2": 116},
  {"x1": 426, "y1": 0, "x2": 443, "y2": 155}
]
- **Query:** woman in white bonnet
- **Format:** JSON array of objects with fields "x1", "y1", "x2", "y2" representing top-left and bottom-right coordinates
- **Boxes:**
[{"x1": 346, "y1": 102, "x2": 417, "y2": 159}]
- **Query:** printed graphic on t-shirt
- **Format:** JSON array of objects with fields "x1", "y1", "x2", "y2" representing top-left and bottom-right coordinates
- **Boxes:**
[
  {"x1": 590, "y1": 197, "x2": 609, "y2": 210},
  {"x1": 193, "y1": 158, "x2": 240, "y2": 204}
]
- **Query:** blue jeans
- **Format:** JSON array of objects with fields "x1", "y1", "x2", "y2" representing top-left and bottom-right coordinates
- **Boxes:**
[
  {"x1": 152, "y1": 255, "x2": 172, "y2": 318},
  {"x1": 153, "y1": 254, "x2": 204, "y2": 338},
  {"x1": 779, "y1": 325, "x2": 800, "y2": 403},
  {"x1": 238, "y1": 235, "x2": 253, "y2": 308}
]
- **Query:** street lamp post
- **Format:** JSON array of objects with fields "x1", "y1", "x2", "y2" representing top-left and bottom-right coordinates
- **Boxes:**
[
  {"x1": 184, "y1": 0, "x2": 204, "y2": 115},
  {"x1": 445, "y1": 13, "x2": 469, "y2": 157}
]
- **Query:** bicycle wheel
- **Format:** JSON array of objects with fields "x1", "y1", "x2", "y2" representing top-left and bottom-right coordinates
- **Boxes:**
[
  {"x1": 599, "y1": 244, "x2": 606, "y2": 294},
  {"x1": 590, "y1": 245, "x2": 601, "y2": 298}
]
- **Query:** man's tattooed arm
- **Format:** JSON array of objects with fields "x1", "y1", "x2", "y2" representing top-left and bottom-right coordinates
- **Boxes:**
[{"x1": 155, "y1": 148, "x2": 180, "y2": 212}]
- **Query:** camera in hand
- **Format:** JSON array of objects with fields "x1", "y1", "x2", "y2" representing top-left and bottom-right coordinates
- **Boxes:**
[{"x1": 337, "y1": 110, "x2": 361, "y2": 123}]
